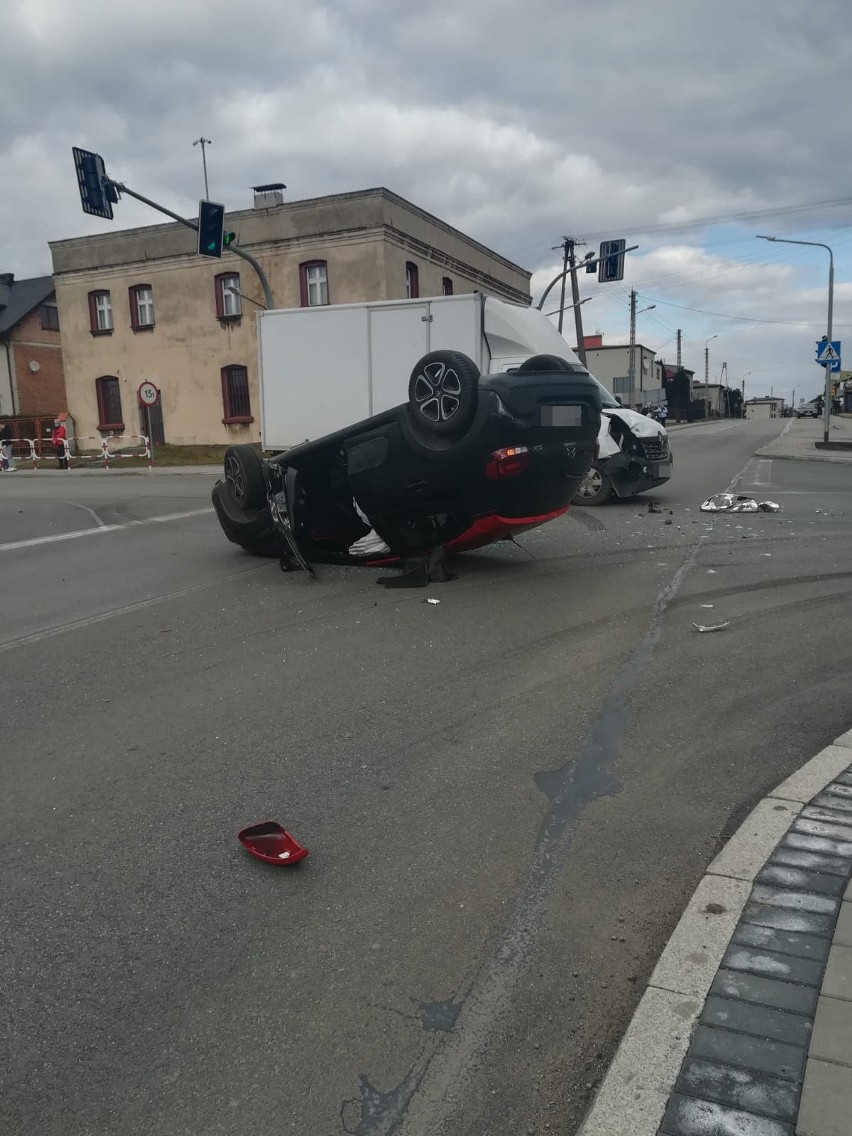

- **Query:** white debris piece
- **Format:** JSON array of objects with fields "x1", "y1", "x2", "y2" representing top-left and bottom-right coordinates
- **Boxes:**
[{"x1": 692, "y1": 621, "x2": 731, "y2": 633}]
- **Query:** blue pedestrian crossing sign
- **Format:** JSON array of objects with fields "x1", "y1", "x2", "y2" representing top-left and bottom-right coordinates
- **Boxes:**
[{"x1": 816, "y1": 339, "x2": 841, "y2": 372}]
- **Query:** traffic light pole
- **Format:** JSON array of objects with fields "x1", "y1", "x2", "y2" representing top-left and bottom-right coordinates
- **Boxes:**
[
  {"x1": 536, "y1": 245, "x2": 639, "y2": 312},
  {"x1": 105, "y1": 179, "x2": 275, "y2": 310}
]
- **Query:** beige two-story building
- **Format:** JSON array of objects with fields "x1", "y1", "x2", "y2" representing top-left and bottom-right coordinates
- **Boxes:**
[{"x1": 49, "y1": 186, "x2": 531, "y2": 447}]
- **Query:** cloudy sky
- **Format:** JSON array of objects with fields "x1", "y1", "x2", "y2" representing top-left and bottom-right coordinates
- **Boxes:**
[{"x1": 3, "y1": 0, "x2": 852, "y2": 403}]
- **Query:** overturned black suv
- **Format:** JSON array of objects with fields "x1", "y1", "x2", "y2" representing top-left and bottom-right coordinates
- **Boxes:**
[{"x1": 212, "y1": 351, "x2": 603, "y2": 581}]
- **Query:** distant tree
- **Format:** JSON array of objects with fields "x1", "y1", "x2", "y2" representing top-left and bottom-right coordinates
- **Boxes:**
[
  {"x1": 665, "y1": 368, "x2": 691, "y2": 410},
  {"x1": 725, "y1": 388, "x2": 743, "y2": 418}
]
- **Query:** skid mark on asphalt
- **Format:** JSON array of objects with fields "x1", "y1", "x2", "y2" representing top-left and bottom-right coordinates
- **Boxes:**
[
  {"x1": 0, "y1": 507, "x2": 213, "y2": 552},
  {"x1": 0, "y1": 563, "x2": 266, "y2": 653},
  {"x1": 360, "y1": 458, "x2": 757, "y2": 1136}
]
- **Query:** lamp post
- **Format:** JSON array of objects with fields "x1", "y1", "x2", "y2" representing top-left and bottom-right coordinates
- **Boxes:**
[
  {"x1": 704, "y1": 335, "x2": 718, "y2": 418},
  {"x1": 757, "y1": 235, "x2": 834, "y2": 444},
  {"x1": 741, "y1": 371, "x2": 752, "y2": 418},
  {"x1": 225, "y1": 286, "x2": 266, "y2": 311},
  {"x1": 543, "y1": 296, "x2": 593, "y2": 319}
]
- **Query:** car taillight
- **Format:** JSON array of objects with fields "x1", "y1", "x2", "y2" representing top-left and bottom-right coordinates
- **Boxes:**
[{"x1": 485, "y1": 445, "x2": 530, "y2": 480}]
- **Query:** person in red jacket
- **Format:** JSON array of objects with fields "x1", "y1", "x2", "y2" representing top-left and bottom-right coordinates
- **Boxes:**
[{"x1": 50, "y1": 419, "x2": 68, "y2": 469}]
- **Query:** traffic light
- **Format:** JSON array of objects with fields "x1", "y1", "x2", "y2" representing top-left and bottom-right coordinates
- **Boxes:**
[
  {"x1": 598, "y1": 238, "x2": 626, "y2": 283},
  {"x1": 223, "y1": 231, "x2": 236, "y2": 248},
  {"x1": 197, "y1": 200, "x2": 225, "y2": 258},
  {"x1": 72, "y1": 147, "x2": 114, "y2": 219}
]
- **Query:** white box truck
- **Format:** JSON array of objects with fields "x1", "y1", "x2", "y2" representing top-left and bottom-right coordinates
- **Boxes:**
[
  {"x1": 257, "y1": 293, "x2": 589, "y2": 450},
  {"x1": 256, "y1": 292, "x2": 670, "y2": 503}
]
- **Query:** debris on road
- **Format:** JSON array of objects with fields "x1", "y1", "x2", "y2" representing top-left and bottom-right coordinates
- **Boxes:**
[
  {"x1": 238, "y1": 821, "x2": 309, "y2": 866},
  {"x1": 648, "y1": 503, "x2": 663, "y2": 514},
  {"x1": 701, "y1": 494, "x2": 783, "y2": 513},
  {"x1": 692, "y1": 621, "x2": 730, "y2": 633},
  {"x1": 423, "y1": 597, "x2": 440, "y2": 605}
]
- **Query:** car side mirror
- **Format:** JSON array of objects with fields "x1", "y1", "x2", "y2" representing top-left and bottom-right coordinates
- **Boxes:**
[{"x1": 615, "y1": 396, "x2": 624, "y2": 407}]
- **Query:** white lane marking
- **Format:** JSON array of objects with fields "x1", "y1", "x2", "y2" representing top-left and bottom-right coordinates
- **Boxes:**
[
  {"x1": 0, "y1": 508, "x2": 212, "y2": 552},
  {"x1": 0, "y1": 563, "x2": 265, "y2": 653},
  {"x1": 750, "y1": 458, "x2": 773, "y2": 487},
  {"x1": 61, "y1": 501, "x2": 107, "y2": 528}
]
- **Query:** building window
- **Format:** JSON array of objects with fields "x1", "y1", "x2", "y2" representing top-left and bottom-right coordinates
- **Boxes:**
[
  {"x1": 129, "y1": 284, "x2": 155, "y2": 330},
  {"x1": 221, "y1": 364, "x2": 253, "y2": 423},
  {"x1": 299, "y1": 261, "x2": 329, "y2": 307},
  {"x1": 215, "y1": 273, "x2": 241, "y2": 319},
  {"x1": 40, "y1": 303, "x2": 60, "y2": 330},
  {"x1": 88, "y1": 290, "x2": 113, "y2": 334},
  {"x1": 405, "y1": 262, "x2": 420, "y2": 299},
  {"x1": 441, "y1": 277, "x2": 453, "y2": 296},
  {"x1": 95, "y1": 375, "x2": 124, "y2": 431}
]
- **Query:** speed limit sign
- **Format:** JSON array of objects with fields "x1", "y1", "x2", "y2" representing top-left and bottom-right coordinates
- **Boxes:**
[{"x1": 138, "y1": 381, "x2": 159, "y2": 406}]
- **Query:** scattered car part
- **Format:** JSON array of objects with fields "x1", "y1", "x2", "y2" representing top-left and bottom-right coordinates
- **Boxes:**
[
  {"x1": 701, "y1": 494, "x2": 782, "y2": 513},
  {"x1": 692, "y1": 622, "x2": 731, "y2": 633},
  {"x1": 238, "y1": 821, "x2": 309, "y2": 865}
]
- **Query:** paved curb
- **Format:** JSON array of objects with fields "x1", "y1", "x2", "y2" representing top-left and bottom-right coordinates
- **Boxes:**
[
  {"x1": 753, "y1": 448, "x2": 852, "y2": 464},
  {"x1": 578, "y1": 729, "x2": 852, "y2": 1136}
]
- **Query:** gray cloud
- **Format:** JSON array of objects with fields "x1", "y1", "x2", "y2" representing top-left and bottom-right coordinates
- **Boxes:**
[{"x1": 2, "y1": 0, "x2": 850, "y2": 400}]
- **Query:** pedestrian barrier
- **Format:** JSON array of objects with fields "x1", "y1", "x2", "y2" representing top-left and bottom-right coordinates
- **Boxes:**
[
  {"x1": 0, "y1": 437, "x2": 38, "y2": 471},
  {"x1": 1, "y1": 434, "x2": 153, "y2": 471},
  {"x1": 51, "y1": 434, "x2": 153, "y2": 472}
]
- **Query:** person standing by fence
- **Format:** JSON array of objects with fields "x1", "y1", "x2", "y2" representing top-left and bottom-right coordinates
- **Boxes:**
[
  {"x1": 1, "y1": 420, "x2": 16, "y2": 471},
  {"x1": 50, "y1": 419, "x2": 68, "y2": 469}
]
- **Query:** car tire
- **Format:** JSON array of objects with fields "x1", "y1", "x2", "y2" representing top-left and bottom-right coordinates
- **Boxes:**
[
  {"x1": 572, "y1": 462, "x2": 613, "y2": 506},
  {"x1": 212, "y1": 482, "x2": 286, "y2": 557},
  {"x1": 224, "y1": 445, "x2": 266, "y2": 509},
  {"x1": 408, "y1": 350, "x2": 479, "y2": 436}
]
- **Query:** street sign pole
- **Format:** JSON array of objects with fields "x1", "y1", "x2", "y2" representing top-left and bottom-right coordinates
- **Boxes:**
[
  {"x1": 824, "y1": 252, "x2": 835, "y2": 445},
  {"x1": 147, "y1": 405, "x2": 153, "y2": 465}
]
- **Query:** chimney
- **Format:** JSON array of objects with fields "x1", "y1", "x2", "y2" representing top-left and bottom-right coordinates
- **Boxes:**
[
  {"x1": 252, "y1": 183, "x2": 286, "y2": 209},
  {"x1": 0, "y1": 272, "x2": 13, "y2": 310}
]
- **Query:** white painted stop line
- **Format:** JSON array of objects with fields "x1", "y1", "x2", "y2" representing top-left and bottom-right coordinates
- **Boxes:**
[{"x1": 0, "y1": 508, "x2": 213, "y2": 552}]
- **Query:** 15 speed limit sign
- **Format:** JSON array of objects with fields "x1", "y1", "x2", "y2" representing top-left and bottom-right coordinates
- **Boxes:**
[{"x1": 138, "y1": 381, "x2": 159, "y2": 406}]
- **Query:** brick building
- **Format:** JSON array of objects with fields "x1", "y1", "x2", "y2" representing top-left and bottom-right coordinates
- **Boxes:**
[
  {"x1": 50, "y1": 186, "x2": 531, "y2": 447},
  {"x1": 0, "y1": 273, "x2": 66, "y2": 419}
]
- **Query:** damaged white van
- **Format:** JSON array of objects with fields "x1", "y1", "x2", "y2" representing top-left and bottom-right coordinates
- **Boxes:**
[{"x1": 573, "y1": 395, "x2": 672, "y2": 505}]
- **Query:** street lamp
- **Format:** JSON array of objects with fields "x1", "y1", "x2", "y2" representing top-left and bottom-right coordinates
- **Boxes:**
[
  {"x1": 225, "y1": 286, "x2": 266, "y2": 311},
  {"x1": 757, "y1": 234, "x2": 834, "y2": 443},
  {"x1": 543, "y1": 296, "x2": 593, "y2": 319},
  {"x1": 627, "y1": 299, "x2": 655, "y2": 408},
  {"x1": 740, "y1": 371, "x2": 752, "y2": 418}
]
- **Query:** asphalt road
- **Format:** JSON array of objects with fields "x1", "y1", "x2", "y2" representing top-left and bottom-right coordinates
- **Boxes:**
[{"x1": 2, "y1": 421, "x2": 851, "y2": 1136}]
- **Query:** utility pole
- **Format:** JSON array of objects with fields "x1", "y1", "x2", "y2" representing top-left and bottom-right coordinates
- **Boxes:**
[
  {"x1": 719, "y1": 361, "x2": 728, "y2": 416},
  {"x1": 556, "y1": 240, "x2": 569, "y2": 335},
  {"x1": 554, "y1": 237, "x2": 588, "y2": 365},
  {"x1": 676, "y1": 329, "x2": 682, "y2": 369},
  {"x1": 628, "y1": 289, "x2": 637, "y2": 408},
  {"x1": 567, "y1": 240, "x2": 587, "y2": 367},
  {"x1": 192, "y1": 137, "x2": 212, "y2": 198}
]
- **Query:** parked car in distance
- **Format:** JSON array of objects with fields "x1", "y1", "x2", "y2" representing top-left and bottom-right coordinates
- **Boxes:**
[{"x1": 796, "y1": 405, "x2": 821, "y2": 418}]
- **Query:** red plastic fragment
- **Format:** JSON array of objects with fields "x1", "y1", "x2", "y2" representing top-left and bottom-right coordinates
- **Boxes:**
[{"x1": 238, "y1": 821, "x2": 309, "y2": 866}]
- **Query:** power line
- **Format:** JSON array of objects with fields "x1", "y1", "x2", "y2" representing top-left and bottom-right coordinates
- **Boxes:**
[
  {"x1": 580, "y1": 194, "x2": 852, "y2": 242},
  {"x1": 642, "y1": 294, "x2": 852, "y2": 328}
]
